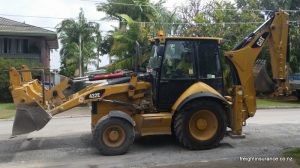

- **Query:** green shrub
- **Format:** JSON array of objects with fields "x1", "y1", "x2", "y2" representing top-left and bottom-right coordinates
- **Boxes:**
[{"x1": 0, "y1": 58, "x2": 42, "y2": 103}]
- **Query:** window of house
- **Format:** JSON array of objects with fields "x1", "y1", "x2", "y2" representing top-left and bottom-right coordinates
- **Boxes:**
[
  {"x1": 0, "y1": 38, "x2": 3, "y2": 53},
  {"x1": 15, "y1": 39, "x2": 20, "y2": 53},
  {"x1": 4, "y1": 38, "x2": 12, "y2": 53},
  {"x1": 23, "y1": 39, "x2": 29, "y2": 53}
]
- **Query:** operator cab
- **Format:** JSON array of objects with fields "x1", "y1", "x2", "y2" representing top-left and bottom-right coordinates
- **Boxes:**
[{"x1": 147, "y1": 37, "x2": 224, "y2": 111}]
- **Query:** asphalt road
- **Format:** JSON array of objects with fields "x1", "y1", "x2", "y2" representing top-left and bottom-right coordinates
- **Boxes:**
[{"x1": 0, "y1": 108, "x2": 299, "y2": 168}]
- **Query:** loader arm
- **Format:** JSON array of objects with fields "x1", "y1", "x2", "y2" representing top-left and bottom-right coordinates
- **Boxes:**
[{"x1": 225, "y1": 11, "x2": 289, "y2": 134}]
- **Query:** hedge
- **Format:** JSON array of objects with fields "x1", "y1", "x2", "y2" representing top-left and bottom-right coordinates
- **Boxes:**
[{"x1": 0, "y1": 58, "x2": 42, "y2": 103}]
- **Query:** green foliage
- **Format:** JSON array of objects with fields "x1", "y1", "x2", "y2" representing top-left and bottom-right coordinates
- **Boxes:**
[
  {"x1": 0, "y1": 103, "x2": 15, "y2": 119},
  {"x1": 283, "y1": 148, "x2": 300, "y2": 165},
  {"x1": 104, "y1": 13, "x2": 151, "y2": 72},
  {"x1": 0, "y1": 58, "x2": 42, "y2": 102},
  {"x1": 97, "y1": 0, "x2": 156, "y2": 23},
  {"x1": 98, "y1": 0, "x2": 180, "y2": 72},
  {"x1": 98, "y1": 0, "x2": 300, "y2": 76},
  {"x1": 257, "y1": 99, "x2": 300, "y2": 108},
  {"x1": 57, "y1": 8, "x2": 100, "y2": 77},
  {"x1": 106, "y1": 57, "x2": 133, "y2": 72}
]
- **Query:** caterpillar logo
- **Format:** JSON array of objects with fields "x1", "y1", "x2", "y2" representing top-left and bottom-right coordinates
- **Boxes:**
[
  {"x1": 85, "y1": 90, "x2": 105, "y2": 99},
  {"x1": 256, "y1": 36, "x2": 265, "y2": 47},
  {"x1": 252, "y1": 32, "x2": 269, "y2": 48}
]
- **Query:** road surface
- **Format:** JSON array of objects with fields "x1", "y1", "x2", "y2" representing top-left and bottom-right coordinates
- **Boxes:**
[{"x1": 0, "y1": 108, "x2": 299, "y2": 168}]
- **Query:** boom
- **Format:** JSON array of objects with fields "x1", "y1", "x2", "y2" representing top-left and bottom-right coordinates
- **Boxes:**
[{"x1": 225, "y1": 11, "x2": 289, "y2": 135}]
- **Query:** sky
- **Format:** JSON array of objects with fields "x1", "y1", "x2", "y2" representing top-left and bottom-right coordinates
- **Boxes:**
[{"x1": 0, "y1": 0, "x2": 205, "y2": 70}]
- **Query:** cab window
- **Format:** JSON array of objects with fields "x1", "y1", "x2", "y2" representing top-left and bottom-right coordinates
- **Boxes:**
[
  {"x1": 161, "y1": 40, "x2": 195, "y2": 79},
  {"x1": 196, "y1": 41, "x2": 221, "y2": 78}
]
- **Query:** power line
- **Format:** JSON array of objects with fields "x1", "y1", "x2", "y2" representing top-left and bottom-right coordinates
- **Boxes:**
[
  {"x1": 0, "y1": 13, "x2": 123, "y2": 23},
  {"x1": 0, "y1": 8, "x2": 299, "y2": 22},
  {"x1": 0, "y1": 13, "x2": 67, "y2": 20},
  {"x1": 0, "y1": 23, "x2": 118, "y2": 32},
  {"x1": 0, "y1": 14, "x2": 265, "y2": 25},
  {"x1": 80, "y1": 0, "x2": 168, "y2": 8},
  {"x1": 1, "y1": 20, "x2": 300, "y2": 29},
  {"x1": 80, "y1": 0, "x2": 300, "y2": 13}
]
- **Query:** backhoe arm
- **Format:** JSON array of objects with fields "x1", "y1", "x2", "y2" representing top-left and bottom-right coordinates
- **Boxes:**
[{"x1": 225, "y1": 11, "x2": 289, "y2": 134}]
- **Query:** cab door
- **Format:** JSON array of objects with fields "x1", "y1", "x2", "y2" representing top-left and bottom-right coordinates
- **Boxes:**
[
  {"x1": 156, "y1": 40, "x2": 197, "y2": 111},
  {"x1": 196, "y1": 40, "x2": 224, "y2": 94}
]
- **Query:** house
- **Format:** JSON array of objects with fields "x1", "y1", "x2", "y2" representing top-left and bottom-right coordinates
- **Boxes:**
[{"x1": 0, "y1": 17, "x2": 58, "y2": 68}]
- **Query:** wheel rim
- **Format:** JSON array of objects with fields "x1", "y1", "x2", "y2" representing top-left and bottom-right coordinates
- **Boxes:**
[
  {"x1": 188, "y1": 110, "x2": 218, "y2": 141},
  {"x1": 102, "y1": 125, "x2": 126, "y2": 148}
]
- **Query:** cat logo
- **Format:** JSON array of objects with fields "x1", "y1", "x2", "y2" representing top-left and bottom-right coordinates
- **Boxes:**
[
  {"x1": 252, "y1": 32, "x2": 269, "y2": 48},
  {"x1": 256, "y1": 36, "x2": 265, "y2": 47}
]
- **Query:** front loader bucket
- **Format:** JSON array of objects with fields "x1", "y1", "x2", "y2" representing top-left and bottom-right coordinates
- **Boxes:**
[{"x1": 12, "y1": 103, "x2": 52, "y2": 136}]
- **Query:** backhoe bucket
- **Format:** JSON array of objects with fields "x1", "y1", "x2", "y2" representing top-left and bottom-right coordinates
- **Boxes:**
[
  {"x1": 254, "y1": 59, "x2": 275, "y2": 93},
  {"x1": 12, "y1": 103, "x2": 52, "y2": 136}
]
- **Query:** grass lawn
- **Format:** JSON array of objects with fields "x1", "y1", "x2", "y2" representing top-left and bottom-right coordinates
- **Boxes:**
[
  {"x1": 0, "y1": 99, "x2": 298, "y2": 119},
  {"x1": 0, "y1": 103, "x2": 16, "y2": 119},
  {"x1": 283, "y1": 148, "x2": 300, "y2": 165},
  {"x1": 257, "y1": 99, "x2": 300, "y2": 108}
]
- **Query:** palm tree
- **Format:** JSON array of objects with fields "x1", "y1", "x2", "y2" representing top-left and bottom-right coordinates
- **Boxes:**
[{"x1": 57, "y1": 8, "x2": 99, "y2": 77}]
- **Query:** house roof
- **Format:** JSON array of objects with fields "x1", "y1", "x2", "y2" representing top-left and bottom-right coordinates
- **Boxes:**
[{"x1": 0, "y1": 17, "x2": 58, "y2": 49}]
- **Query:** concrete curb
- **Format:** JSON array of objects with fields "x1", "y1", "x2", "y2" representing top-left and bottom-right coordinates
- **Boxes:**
[
  {"x1": 0, "y1": 115, "x2": 91, "y2": 121},
  {"x1": 52, "y1": 115, "x2": 91, "y2": 119},
  {"x1": 257, "y1": 106, "x2": 300, "y2": 109},
  {"x1": 1, "y1": 107, "x2": 299, "y2": 121}
]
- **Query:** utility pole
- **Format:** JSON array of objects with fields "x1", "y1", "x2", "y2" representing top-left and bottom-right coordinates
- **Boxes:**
[{"x1": 79, "y1": 34, "x2": 82, "y2": 77}]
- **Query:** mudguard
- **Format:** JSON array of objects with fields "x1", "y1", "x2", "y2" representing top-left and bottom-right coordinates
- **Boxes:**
[
  {"x1": 96, "y1": 110, "x2": 135, "y2": 126},
  {"x1": 172, "y1": 82, "x2": 229, "y2": 113},
  {"x1": 176, "y1": 92, "x2": 229, "y2": 113}
]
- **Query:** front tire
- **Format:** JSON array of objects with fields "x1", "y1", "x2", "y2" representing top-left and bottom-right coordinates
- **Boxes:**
[
  {"x1": 173, "y1": 100, "x2": 227, "y2": 150},
  {"x1": 93, "y1": 117, "x2": 135, "y2": 155}
]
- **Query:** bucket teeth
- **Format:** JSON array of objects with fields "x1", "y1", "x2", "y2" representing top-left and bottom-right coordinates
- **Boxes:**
[{"x1": 12, "y1": 103, "x2": 52, "y2": 136}]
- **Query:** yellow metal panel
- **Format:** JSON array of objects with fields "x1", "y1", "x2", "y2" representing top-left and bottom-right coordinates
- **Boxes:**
[
  {"x1": 21, "y1": 65, "x2": 32, "y2": 82},
  {"x1": 269, "y1": 12, "x2": 289, "y2": 80},
  {"x1": 171, "y1": 82, "x2": 223, "y2": 112},
  {"x1": 133, "y1": 113, "x2": 172, "y2": 136},
  {"x1": 229, "y1": 86, "x2": 244, "y2": 135},
  {"x1": 9, "y1": 67, "x2": 21, "y2": 87},
  {"x1": 91, "y1": 93, "x2": 136, "y2": 127}
]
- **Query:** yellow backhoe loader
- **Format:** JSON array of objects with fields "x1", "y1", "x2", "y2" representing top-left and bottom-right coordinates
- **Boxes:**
[{"x1": 8, "y1": 11, "x2": 290, "y2": 155}]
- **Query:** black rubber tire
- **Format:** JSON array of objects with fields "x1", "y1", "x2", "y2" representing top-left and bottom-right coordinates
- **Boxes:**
[
  {"x1": 93, "y1": 117, "x2": 135, "y2": 155},
  {"x1": 173, "y1": 100, "x2": 227, "y2": 150}
]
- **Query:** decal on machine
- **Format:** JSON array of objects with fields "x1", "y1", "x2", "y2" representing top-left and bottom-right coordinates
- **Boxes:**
[
  {"x1": 252, "y1": 32, "x2": 269, "y2": 48},
  {"x1": 85, "y1": 90, "x2": 105, "y2": 99}
]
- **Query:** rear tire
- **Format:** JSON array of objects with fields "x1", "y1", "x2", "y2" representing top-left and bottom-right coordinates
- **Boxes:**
[
  {"x1": 93, "y1": 117, "x2": 135, "y2": 155},
  {"x1": 173, "y1": 100, "x2": 227, "y2": 150}
]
